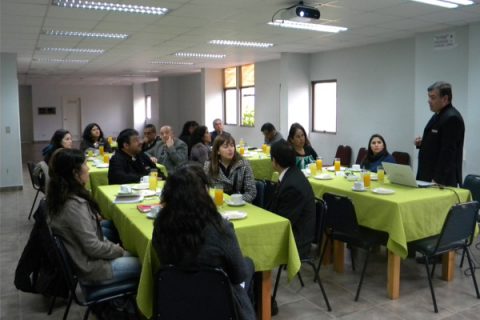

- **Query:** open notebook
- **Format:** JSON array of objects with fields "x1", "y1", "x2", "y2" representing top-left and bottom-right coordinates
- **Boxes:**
[{"x1": 382, "y1": 162, "x2": 435, "y2": 188}]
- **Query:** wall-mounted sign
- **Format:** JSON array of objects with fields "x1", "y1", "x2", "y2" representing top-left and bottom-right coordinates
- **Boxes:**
[
  {"x1": 38, "y1": 107, "x2": 56, "y2": 115},
  {"x1": 433, "y1": 32, "x2": 457, "y2": 50}
]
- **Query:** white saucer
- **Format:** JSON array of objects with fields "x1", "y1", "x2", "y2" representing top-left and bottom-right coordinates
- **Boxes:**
[
  {"x1": 313, "y1": 174, "x2": 333, "y2": 180},
  {"x1": 226, "y1": 200, "x2": 246, "y2": 207},
  {"x1": 86, "y1": 157, "x2": 96, "y2": 161},
  {"x1": 352, "y1": 187, "x2": 367, "y2": 192},
  {"x1": 95, "y1": 163, "x2": 109, "y2": 168},
  {"x1": 370, "y1": 174, "x2": 378, "y2": 181},
  {"x1": 349, "y1": 167, "x2": 362, "y2": 172},
  {"x1": 132, "y1": 183, "x2": 149, "y2": 190},
  {"x1": 139, "y1": 189, "x2": 157, "y2": 197},
  {"x1": 116, "y1": 191, "x2": 137, "y2": 197},
  {"x1": 327, "y1": 166, "x2": 346, "y2": 172},
  {"x1": 372, "y1": 188, "x2": 395, "y2": 195},
  {"x1": 346, "y1": 175, "x2": 359, "y2": 181},
  {"x1": 222, "y1": 211, "x2": 248, "y2": 220}
]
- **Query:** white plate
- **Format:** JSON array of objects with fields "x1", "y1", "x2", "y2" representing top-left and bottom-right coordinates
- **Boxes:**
[
  {"x1": 313, "y1": 174, "x2": 333, "y2": 180},
  {"x1": 132, "y1": 183, "x2": 150, "y2": 190},
  {"x1": 346, "y1": 175, "x2": 359, "y2": 181},
  {"x1": 95, "y1": 163, "x2": 109, "y2": 168},
  {"x1": 372, "y1": 188, "x2": 395, "y2": 195},
  {"x1": 349, "y1": 167, "x2": 362, "y2": 172},
  {"x1": 86, "y1": 157, "x2": 96, "y2": 161},
  {"x1": 226, "y1": 200, "x2": 246, "y2": 207},
  {"x1": 222, "y1": 211, "x2": 248, "y2": 220},
  {"x1": 352, "y1": 187, "x2": 367, "y2": 192},
  {"x1": 139, "y1": 189, "x2": 157, "y2": 197},
  {"x1": 370, "y1": 174, "x2": 378, "y2": 181},
  {"x1": 327, "y1": 166, "x2": 346, "y2": 172},
  {"x1": 116, "y1": 191, "x2": 137, "y2": 197},
  {"x1": 302, "y1": 169, "x2": 311, "y2": 177}
]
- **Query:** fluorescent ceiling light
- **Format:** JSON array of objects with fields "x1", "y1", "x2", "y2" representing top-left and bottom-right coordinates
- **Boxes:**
[
  {"x1": 443, "y1": 0, "x2": 474, "y2": 4},
  {"x1": 43, "y1": 30, "x2": 128, "y2": 39},
  {"x1": 52, "y1": 0, "x2": 169, "y2": 15},
  {"x1": 175, "y1": 52, "x2": 226, "y2": 59},
  {"x1": 40, "y1": 47, "x2": 105, "y2": 54},
  {"x1": 410, "y1": 0, "x2": 458, "y2": 8},
  {"x1": 209, "y1": 40, "x2": 274, "y2": 48},
  {"x1": 150, "y1": 61, "x2": 194, "y2": 65},
  {"x1": 33, "y1": 58, "x2": 89, "y2": 64},
  {"x1": 268, "y1": 20, "x2": 347, "y2": 33}
]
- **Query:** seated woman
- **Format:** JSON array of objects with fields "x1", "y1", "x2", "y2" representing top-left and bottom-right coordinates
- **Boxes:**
[
  {"x1": 178, "y1": 120, "x2": 199, "y2": 154},
  {"x1": 152, "y1": 163, "x2": 255, "y2": 320},
  {"x1": 360, "y1": 134, "x2": 396, "y2": 172},
  {"x1": 189, "y1": 125, "x2": 211, "y2": 165},
  {"x1": 47, "y1": 148, "x2": 140, "y2": 285},
  {"x1": 35, "y1": 129, "x2": 73, "y2": 193},
  {"x1": 287, "y1": 123, "x2": 318, "y2": 170},
  {"x1": 80, "y1": 122, "x2": 112, "y2": 153},
  {"x1": 204, "y1": 133, "x2": 256, "y2": 203}
]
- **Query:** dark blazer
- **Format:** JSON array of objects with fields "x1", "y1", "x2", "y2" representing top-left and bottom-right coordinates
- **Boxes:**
[
  {"x1": 267, "y1": 166, "x2": 315, "y2": 258},
  {"x1": 108, "y1": 149, "x2": 157, "y2": 185},
  {"x1": 417, "y1": 104, "x2": 464, "y2": 187}
]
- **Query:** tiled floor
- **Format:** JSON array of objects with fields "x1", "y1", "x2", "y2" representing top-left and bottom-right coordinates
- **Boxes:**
[{"x1": 1, "y1": 143, "x2": 480, "y2": 319}]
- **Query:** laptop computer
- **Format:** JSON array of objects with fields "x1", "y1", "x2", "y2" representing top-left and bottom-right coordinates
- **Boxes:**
[{"x1": 382, "y1": 162, "x2": 435, "y2": 188}]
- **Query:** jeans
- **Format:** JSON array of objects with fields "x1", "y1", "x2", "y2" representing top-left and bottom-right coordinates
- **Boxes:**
[
  {"x1": 100, "y1": 220, "x2": 119, "y2": 243},
  {"x1": 95, "y1": 254, "x2": 141, "y2": 286}
]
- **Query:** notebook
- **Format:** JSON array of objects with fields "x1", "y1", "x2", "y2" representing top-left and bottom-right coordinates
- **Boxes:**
[{"x1": 382, "y1": 162, "x2": 435, "y2": 188}]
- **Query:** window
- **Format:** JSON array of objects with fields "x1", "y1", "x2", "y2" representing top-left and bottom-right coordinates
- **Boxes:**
[
  {"x1": 145, "y1": 95, "x2": 151, "y2": 120},
  {"x1": 224, "y1": 64, "x2": 255, "y2": 127},
  {"x1": 312, "y1": 80, "x2": 337, "y2": 133}
]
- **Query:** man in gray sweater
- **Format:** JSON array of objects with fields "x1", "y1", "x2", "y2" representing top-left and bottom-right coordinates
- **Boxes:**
[{"x1": 146, "y1": 125, "x2": 188, "y2": 174}]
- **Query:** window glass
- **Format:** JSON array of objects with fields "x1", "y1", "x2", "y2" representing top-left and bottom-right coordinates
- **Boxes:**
[{"x1": 312, "y1": 81, "x2": 337, "y2": 133}]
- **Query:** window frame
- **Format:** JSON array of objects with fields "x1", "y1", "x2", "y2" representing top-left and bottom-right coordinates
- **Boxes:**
[
  {"x1": 311, "y1": 79, "x2": 338, "y2": 134},
  {"x1": 223, "y1": 64, "x2": 255, "y2": 127}
]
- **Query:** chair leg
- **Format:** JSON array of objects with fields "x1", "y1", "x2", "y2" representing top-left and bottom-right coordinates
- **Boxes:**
[
  {"x1": 83, "y1": 306, "x2": 90, "y2": 320},
  {"x1": 316, "y1": 275, "x2": 332, "y2": 311},
  {"x1": 47, "y1": 296, "x2": 56, "y2": 315},
  {"x1": 424, "y1": 256, "x2": 439, "y2": 313},
  {"x1": 315, "y1": 236, "x2": 331, "y2": 280},
  {"x1": 63, "y1": 295, "x2": 74, "y2": 320},
  {"x1": 28, "y1": 189, "x2": 40, "y2": 220},
  {"x1": 349, "y1": 246, "x2": 356, "y2": 271},
  {"x1": 297, "y1": 271, "x2": 305, "y2": 287},
  {"x1": 354, "y1": 250, "x2": 370, "y2": 301},
  {"x1": 459, "y1": 248, "x2": 466, "y2": 268},
  {"x1": 465, "y1": 248, "x2": 480, "y2": 298},
  {"x1": 272, "y1": 265, "x2": 283, "y2": 301}
]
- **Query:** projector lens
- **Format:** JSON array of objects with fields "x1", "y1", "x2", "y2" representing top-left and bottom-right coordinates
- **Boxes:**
[{"x1": 299, "y1": 10, "x2": 304, "y2": 17}]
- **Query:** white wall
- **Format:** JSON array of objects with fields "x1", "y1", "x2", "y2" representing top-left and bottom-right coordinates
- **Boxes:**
[
  {"x1": 1, "y1": 52, "x2": 23, "y2": 188},
  {"x1": 31, "y1": 84, "x2": 133, "y2": 141},
  {"x1": 203, "y1": 68, "x2": 223, "y2": 133}
]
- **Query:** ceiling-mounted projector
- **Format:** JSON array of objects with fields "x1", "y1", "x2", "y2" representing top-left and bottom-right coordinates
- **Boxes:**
[{"x1": 281, "y1": 4, "x2": 320, "y2": 21}]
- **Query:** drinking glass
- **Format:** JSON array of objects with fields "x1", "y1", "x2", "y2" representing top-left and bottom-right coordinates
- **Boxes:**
[
  {"x1": 99, "y1": 145, "x2": 105, "y2": 156},
  {"x1": 262, "y1": 144, "x2": 267, "y2": 153},
  {"x1": 316, "y1": 156, "x2": 323, "y2": 171},
  {"x1": 149, "y1": 170, "x2": 158, "y2": 191},
  {"x1": 265, "y1": 145, "x2": 271, "y2": 155},
  {"x1": 377, "y1": 166, "x2": 385, "y2": 183},
  {"x1": 214, "y1": 184, "x2": 224, "y2": 206},
  {"x1": 362, "y1": 170, "x2": 371, "y2": 188},
  {"x1": 87, "y1": 149, "x2": 94, "y2": 158},
  {"x1": 334, "y1": 158, "x2": 341, "y2": 172},
  {"x1": 107, "y1": 136, "x2": 113, "y2": 144},
  {"x1": 239, "y1": 146, "x2": 245, "y2": 156},
  {"x1": 309, "y1": 163, "x2": 317, "y2": 177},
  {"x1": 103, "y1": 153, "x2": 109, "y2": 164}
]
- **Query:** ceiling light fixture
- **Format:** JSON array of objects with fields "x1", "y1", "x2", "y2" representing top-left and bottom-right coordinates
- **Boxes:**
[
  {"x1": 52, "y1": 0, "x2": 169, "y2": 15},
  {"x1": 33, "y1": 58, "x2": 89, "y2": 63},
  {"x1": 442, "y1": 0, "x2": 474, "y2": 4},
  {"x1": 268, "y1": 20, "x2": 347, "y2": 33},
  {"x1": 174, "y1": 52, "x2": 226, "y2": 59},
  {"x1": 40, "y1": 47, "x2": 105, "y2": 53},
  {"x1": 410, "y1": 0, "x2": 458, "y2": 7},
  {"x1": 43, "y1": 29, "x2": 128, "y2": 39},
  {"x1": 150, "y1": 61, "x2": 194, "y2": 65},
  {"x1": 208, "y1": 40, "x2": 274, "y2": 48}
]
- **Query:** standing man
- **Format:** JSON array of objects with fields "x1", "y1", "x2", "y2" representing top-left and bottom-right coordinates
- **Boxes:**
[
  {"x1": 142, "y1": 124, "x2": 161, "y2": 152},
  {"x1": 146, "y1": 125, "x2": 188, "y2": 174},
  {"x1": 108, "y1": 129, "x2": 157, "y2": 185},
  {"x1": 260, "y1": 122, "x2": 283, "y2": 145},
  {"x1": 210, "y1": 118, "x2": 228, "y2": 145},
  {"x1": 415, "y1": 81, "x2": 464, "y2": 187}
]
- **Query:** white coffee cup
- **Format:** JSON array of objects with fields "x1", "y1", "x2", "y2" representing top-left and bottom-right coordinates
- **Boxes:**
[
  {"x1": 353, "y1": 181, "x2": 365, "y2": 190},
  {"x1": 120, "y1": 185, "x2": 132, "y2": 193},
  {"x1": 141, "y1": 175, "x2": 149, "y2": 184},
  {"x1": 230, "y1": 194, "x2": 243, "y2": 204},
  {"x1": 352, "y1": 164, "x2": 361, "y2": 171}
]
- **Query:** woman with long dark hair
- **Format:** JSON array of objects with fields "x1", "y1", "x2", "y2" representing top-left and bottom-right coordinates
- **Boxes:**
[
  {"x1": 178, "y1": 120, "x2": 199, "y2": 151},
  {"x1": 189, "y1": 125, "x2": 211, "y2": 165},
  {"x1": 152, "y1": 163, "x2": 255, "y2": 320},
  {"x1": 287, "y1": 122, "x2": 318, "y2": 170},
  {"x1": 204, "y1": 133, "x2": 256, "y2": 203},
  {"x1": 47, "y1": 148, "x2": 140, "y2": 284},
  {"x1": 80, "y1": 122, "x2": 111, "y2": 153},
  {"x1": 360, "y1": 134, "x2": 396, "y2": 172}
]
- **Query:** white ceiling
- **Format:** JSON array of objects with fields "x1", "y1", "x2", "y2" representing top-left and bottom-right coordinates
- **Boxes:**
[{"x1": 1, "y1": 0, "x2": 480, "y2": 85}]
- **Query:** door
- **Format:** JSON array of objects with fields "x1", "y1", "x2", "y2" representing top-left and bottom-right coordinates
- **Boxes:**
[{"x1": 62, "y1": 97, "x2": 81, "y2": 141}]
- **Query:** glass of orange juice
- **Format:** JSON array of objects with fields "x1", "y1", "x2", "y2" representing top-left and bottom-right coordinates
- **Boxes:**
[
  {"x1": 239, "y1": 146, "x2": 245, "y2": 156},
  {"x1": 309, "y1": 163, "x2": 317, "y2": 177},
  {"x1": 149, "y1": 169, "x2": 158, "y2": 191},
  {"x1": 103, "y1": 153, "x2": 109, "y2": 163},
  {"x1": 107, "y1": 136, "x2": 113, "y2": 144},
  {"x1": 316, "y1": 156, "x2": 323, "y2": 171},
  {"x1": 265, "y1": 145, "x2": 271, "y2": 155},
  {"x1": 334, "y1": 158, "x2": 341, "y2": 172},
  {"x1": 362, "y1": 170, "x2": 371, "y2": 188},
  {"x1": 214, "y1": 184, "x2": 224, "y2": 206},
  {"x1": 377, "y1": 166, "x2": 385, "y2": 183},
  {"x1": 99, "y1": 144, "x2": 105, "y2": 156},
  {"x1": 262, "y1": 144, "x2": 267, "y2": 153}
]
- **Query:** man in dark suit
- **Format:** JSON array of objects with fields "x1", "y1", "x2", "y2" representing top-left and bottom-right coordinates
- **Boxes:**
[
  {"x1": 267, "y1": 139, "x2": 315, "y2": 258},
  {"x1": 415, "y1": 81, "x2": 464, "y2": 187}
]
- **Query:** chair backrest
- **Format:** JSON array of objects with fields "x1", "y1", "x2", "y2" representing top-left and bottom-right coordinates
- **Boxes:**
[
  {"x1": 323, "y1": 193, "x2": 360, "y2": 235},
  {"x1": 355, "y1": 147, "x2": 367, "y2": 165},
  {"x1": 313, "y1": 198, "x2": 328, "y2": 246},
  {"x1": 263, "y1": 180, "x2": 277, "y2": 209},
  {"x1": 435, "y1": 201, "x2": 479, "y2": 253},
  {"x1": 154, "y1": 266, "x2": 237, "y2": 320},
  {"x1": 463, "y1": 174, "x2": 480, "y2": 202},
  {"x1": 51, "y1": 235, "x2": 80, "y2": 298},
  {"x1": 27, "y1": 161, "x2": 43, "y2": 191},
  {"x1": 253, "y1": 180, "x2": 265, "y2": 208},
  {"x1": 392, "y1": 151, "x2": 410, "y2": 166},
  {"x1": 335, "y1": 145, "x2": 352, "y2": 167}
]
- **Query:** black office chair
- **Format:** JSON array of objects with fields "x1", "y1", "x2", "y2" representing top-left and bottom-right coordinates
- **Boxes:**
[
  {"x1": 334, "y1": 145, "x2": 352, "y2": 167},
  {"x1": 459, "y1": 174, "x2": 480, "y2": 268},
  {"x1": 355, "y1": 147, "x2": 367, "y2": 165},
  {"x1": 319, "y1": 193, "x2": 388, "y2": 301},
  {"x1": 271, "y1": 199, "x2": 332, "y2": 312},
  {"x1": 253, "y1": 180, "x2": 265, "y2": 208},
  {"x1": 27, "y1": 161, "x2": 45, "y2": 220},
  {"x1": 392, "y1": 151, "x2": 410, "y2": 166},
  {"x1": 409, "y1": 201, "x2": 480, "y2": 313},
  {"x1": 153, "y1": 266, "x2": 238, "y2": 320},
  {"x1": 51, "y1": 235, "x2": 138, "y2": 320}
]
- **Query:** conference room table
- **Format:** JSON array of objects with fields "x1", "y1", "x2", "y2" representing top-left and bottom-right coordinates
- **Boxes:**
[
  {"x1": 94, "y1": 184, "x2": 301, "y2": 320},
  {"x1": 307, "y1": 170, "x2": 471, "y2": 299}
]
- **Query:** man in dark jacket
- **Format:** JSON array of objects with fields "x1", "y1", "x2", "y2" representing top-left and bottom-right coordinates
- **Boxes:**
[
  {"x1": 415, "y1": 81, "x2": 465, "y2": 187},
  {"x1": 108, "y1": 128, "x2": 158, "y2": 185}
]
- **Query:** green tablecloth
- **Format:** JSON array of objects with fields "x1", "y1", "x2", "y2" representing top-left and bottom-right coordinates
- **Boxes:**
[
  {"x1": 243, "y1": 150, "x2": 275, "y2": 181},
  {"x1": 308, "y1": 172, "x2": 471, "y2": 259},
  {"x1": 95, "y1": 184, "x2": 300, "y2": 319}
]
